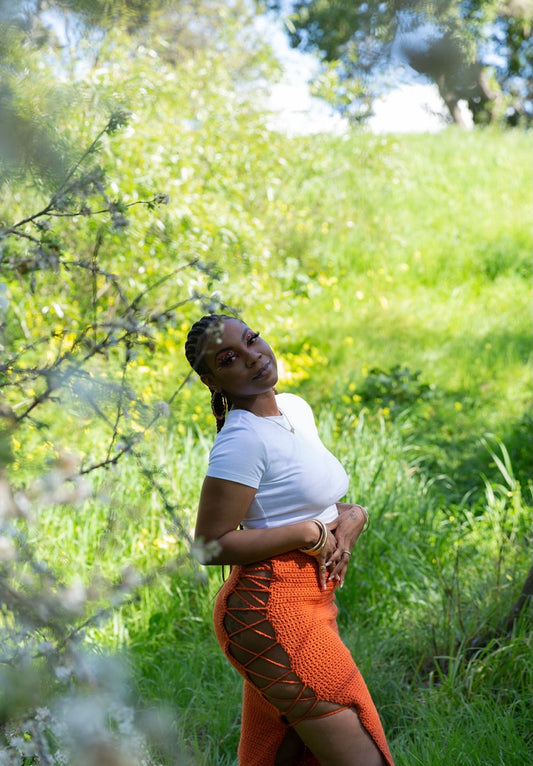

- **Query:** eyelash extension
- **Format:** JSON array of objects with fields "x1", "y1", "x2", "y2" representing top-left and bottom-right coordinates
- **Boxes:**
[
  {"x1": 219, "y1": 353, "x2": 236, "y2": 367},
  {"x1": 218, "y1": 332, "x2": 260, "y2": 367}
]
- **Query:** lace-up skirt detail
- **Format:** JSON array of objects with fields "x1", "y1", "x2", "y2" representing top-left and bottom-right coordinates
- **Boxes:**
[{"x1": 213, "y1": 551, "x2": 394, "y2": 766}]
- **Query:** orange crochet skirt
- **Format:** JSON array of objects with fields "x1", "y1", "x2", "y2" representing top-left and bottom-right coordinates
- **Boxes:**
[{"x1": 213, "y1": 551, "x2": 394, "y2": 766}]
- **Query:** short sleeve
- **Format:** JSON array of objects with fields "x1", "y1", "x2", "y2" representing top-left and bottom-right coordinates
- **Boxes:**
[{"x1": 206, "y1": 421, "x2": 268, "y2": 488}]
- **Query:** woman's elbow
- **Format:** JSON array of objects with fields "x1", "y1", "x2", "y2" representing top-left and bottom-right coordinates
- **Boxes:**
[{"x1": 193, "y1": 531, "x2": 224, "y2": 566}]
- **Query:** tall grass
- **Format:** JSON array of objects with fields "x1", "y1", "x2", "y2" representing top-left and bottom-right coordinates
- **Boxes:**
[
  {"x1": 326, "y1": 413, "x2": 531, "y2": 766},
  {"x1": 39, "y1": 410, "x2": 526, "y2": 766}
]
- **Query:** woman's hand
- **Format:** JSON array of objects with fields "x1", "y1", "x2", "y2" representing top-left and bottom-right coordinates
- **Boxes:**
[
  {"x1": 324, "y1": 504, "x2": 368, "y2": 587},
  {"x1": 314, "y1": 529, "x2": 339, "y2": 590}
]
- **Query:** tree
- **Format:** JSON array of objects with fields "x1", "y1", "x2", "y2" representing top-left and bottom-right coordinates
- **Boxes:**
[
  {"x1": 267, "y1": 0, "x2": 533, "y2": 126},
  {"x1": 0, "y1": 0, "x2": 167, "y2": 185}
]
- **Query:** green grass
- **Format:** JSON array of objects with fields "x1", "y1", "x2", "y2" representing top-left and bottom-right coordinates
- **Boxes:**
[
  {"x1": 257, "y1": 127, "x2": 532, "y2": 497},
  {"x1": 53, "y1": 408, "x2": 526, "y2": 766},
  {"x1": 21, "y1": 414, "x2": 532, "y2": 765},
  {"x1": 87, "y1": 411, "x2": 529, "y2": 766},
  {"x1": 6, "y1": 126, "x2": 533, "y2": 764}
]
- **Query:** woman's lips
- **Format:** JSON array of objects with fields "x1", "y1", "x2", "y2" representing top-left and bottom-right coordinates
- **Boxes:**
[{"x1": 252, "y1": 360, "x2": 271, "y2": 380}]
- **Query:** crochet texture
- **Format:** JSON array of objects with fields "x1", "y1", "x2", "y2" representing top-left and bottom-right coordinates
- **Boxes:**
[{"x1": 214, "y1": 551, "x2": 395, "y2": 766}]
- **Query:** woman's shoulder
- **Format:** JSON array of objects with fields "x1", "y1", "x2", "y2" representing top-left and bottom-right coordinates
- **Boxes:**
[
  {"x1": 208, "y1": 409, "x2": 268, "y2": 473},
  {"x1": 211, "y1": 408, "x2": 268, "y2": 451},
  {"x1": 214, "y1": 407, "x2": 257, "y2": 440}
]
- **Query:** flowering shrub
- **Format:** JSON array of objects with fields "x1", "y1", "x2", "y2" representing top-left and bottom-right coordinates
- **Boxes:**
[{"x1": 0, "y1": 111, "x2": 211, "y2": 763}]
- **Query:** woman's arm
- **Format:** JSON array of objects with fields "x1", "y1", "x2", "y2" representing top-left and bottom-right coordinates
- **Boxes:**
[{"x1": 194, "y1": 476, "x2": 327, "y2": 566}]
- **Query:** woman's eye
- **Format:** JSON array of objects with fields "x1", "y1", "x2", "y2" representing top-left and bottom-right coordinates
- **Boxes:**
[
  {"x1": 219, "y1": 353, "x2": 236, "y2": 367},
  {"x1": 248, "y1": 332, "x2": 260, "y2": 344}
]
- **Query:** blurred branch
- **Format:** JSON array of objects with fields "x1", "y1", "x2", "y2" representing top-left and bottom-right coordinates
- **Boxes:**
[{"x1": 0, "y1": 112, "x2": 214, "y2": 763}]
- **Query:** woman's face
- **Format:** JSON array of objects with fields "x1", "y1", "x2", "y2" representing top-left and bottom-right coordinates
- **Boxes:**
[{"x1": 200, "y1": 318, "x2": 278, "y2": 400}]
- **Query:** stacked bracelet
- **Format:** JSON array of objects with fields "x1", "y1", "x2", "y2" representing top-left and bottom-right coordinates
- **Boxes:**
[
  {"x1": 299, "y1": 519, "x2": 328, "y2": 557},
  {"x1": 360, "y1": 506, "x2": 370, "y2": 533}
]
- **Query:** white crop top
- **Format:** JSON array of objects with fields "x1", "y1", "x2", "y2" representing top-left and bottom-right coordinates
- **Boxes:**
[{"x1": 205, "y1": 393, "x2": 349, "y2": 529}]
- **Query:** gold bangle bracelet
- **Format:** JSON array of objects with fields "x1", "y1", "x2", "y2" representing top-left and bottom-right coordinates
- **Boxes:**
[
  {"x1": 299, "y1": 519, "x2": 328, "y2": 556},
  {"x1": 302, "y1": 519, "x2": 327, "y2": 554},
  {"x1": 360, "y1": 507, "x2": 370, "y2": 533}
]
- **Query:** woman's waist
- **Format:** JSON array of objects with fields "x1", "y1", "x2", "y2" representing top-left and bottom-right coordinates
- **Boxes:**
[
  {"x1": 236, "y1": 551, "x2": 338, "y2": 599},
  {"x1": 242, "y1": 502, "x2": 338, "y2": 530}
]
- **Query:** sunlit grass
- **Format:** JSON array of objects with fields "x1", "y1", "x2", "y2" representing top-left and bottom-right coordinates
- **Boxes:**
[
  {"x1": 261, "y1": 127, "x2": 531, "y2": 499},
  {"x1": 13, "y1": 126, "x2": 532, "y2": 765},
  {"x1": 26, "y1": 410, "x2": 525, "y2": 765}
]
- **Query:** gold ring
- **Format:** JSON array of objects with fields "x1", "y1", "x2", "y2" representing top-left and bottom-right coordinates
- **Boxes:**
[
  {"x1": 342, "y1": 550, "x2": 351, "y2": 557},
  {"x1": 320, "y1": 565, "x2": 327, "y2": 571}
]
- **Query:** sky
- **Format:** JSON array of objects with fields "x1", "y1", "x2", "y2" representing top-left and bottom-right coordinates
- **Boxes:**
[{"x1": 261, "y1": 14, "x2": 472, "y2": 135}]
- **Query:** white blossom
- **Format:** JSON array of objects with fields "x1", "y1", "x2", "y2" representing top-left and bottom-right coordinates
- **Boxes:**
[
  {"x1": 0, "y1": 477, "x2": 17, "y2": 520},
  {"x1": 0, "y1": 535, "x2": 16, "y2": 563},
  {"x1": 191, "y1": 537, "x2": 221, "y2": 565},
  {"x1": 61, "y1": 578, "x2": 87, "y2": 613}
]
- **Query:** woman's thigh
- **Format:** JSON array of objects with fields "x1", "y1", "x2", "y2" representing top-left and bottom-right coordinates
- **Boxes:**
[{"x1": 295, "y1": 707, "x2": 387, "y2": 766}]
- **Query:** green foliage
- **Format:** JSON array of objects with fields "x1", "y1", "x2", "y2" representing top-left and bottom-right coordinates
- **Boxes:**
[
  {"x1": 354, "y1": 365, "x2": 436, "y2": 415},
  {"x1": 0, "y1": 2, "x2": 282, "y2": 762},
  {"x1": 0, "y1": 0, "x2": 531, "y2": 762}
]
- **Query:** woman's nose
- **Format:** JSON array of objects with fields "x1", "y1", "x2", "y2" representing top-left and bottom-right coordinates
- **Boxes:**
[{"x1": 245, "y1": 349, "x2": 262, "y2": 367}]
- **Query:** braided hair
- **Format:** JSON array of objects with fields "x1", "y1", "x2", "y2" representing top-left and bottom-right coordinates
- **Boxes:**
[{"x1": 184, "y1": 314, "x2": 233, "y2": 432}]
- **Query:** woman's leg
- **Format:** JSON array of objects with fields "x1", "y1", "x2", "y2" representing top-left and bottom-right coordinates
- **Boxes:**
[
  {"x1": 240, "y1": 681, "x2": 316, "y2": 766},
  {"x1": 273, "y1": 727, "x2": 306, "y2": 765},
  {"x1": 295, "y1": 708, "x2": 387, "y2": 766}
]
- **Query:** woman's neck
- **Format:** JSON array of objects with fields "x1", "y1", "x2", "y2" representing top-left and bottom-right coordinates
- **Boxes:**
[{"x1": 230, "y1": 389, "x2": 279, "y2": 417}]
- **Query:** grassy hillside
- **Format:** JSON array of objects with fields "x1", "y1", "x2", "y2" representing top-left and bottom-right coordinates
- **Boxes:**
[
  {"x1": 110, "y1": 127, "x2": 532, "y2": 764},
  {"x1": 249, "y1": 127, "x2": 532, "y2": 496},
  {"x1": 147, "y1": 126, "x2": 532, "y2": 764},
  {"x1": 4, "y1": 124, "x2": 531, "y2": 765}
]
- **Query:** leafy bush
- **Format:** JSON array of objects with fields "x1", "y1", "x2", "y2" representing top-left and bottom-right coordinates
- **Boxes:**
[{"x1": 355, "y1": 364, "x2": 437, "y2": 415}]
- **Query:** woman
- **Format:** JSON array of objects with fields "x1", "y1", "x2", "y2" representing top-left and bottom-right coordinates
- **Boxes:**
[{"x1": 185, "y1": 314, "x2": 394, "y2": 766}]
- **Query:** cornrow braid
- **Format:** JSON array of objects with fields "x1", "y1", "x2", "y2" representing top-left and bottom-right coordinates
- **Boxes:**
[
  {"x1": 184, "y1": 314, "x2": 234, "y2": 431},
  {"x1": 211, "y1": 390, "x2": 231, "y2": 433}
]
